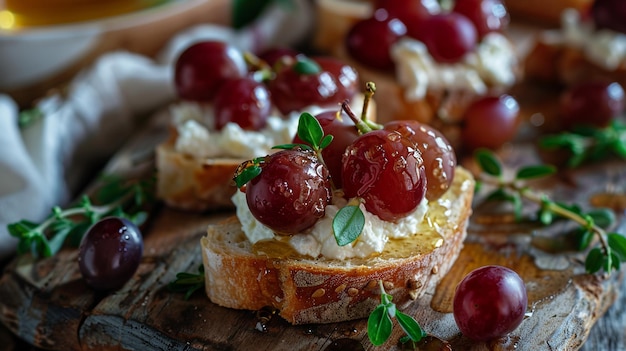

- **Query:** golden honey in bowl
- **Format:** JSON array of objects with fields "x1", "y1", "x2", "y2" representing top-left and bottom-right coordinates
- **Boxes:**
[{"x1": 1, "y1": 0, "x2": 170, "y2": 29}]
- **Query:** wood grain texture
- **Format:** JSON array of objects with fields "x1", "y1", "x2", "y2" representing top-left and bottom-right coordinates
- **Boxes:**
[{"x1": 0, "y1": 111, "x2": 625, "y2": 351}]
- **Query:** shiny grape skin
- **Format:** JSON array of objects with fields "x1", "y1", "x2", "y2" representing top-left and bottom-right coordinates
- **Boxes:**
[
  {"x1": 78, "y1": 217, "x2": 143, "y2": 291},
  {"x1": 268, "y1": 56, "x2": 359, "y2": 115},
  {"x1": 292, "y1": 110, "x2": 359, "y2": 189},
  {"x1": 418, "y1": 13, "x2": 477, "y2": 63},
  {"x1": 452, "y1": 0, "x2": 510, "y2": 39},
  {"x1": 214, "y1": 76, "x2": 272, "y2": 131},
  {"x1": 384, "y1": 120, "x2": 456, "y2": 201},
  {"x1": 174, "y1": 41, "x2": 247, "y2": 102},
  {"x1": 453, "y1": 265, "x2": 527, "y2": 341},
  {"x1": 246, "y1": 149, "x2": 331, "y2": 235},
  {"x1": 257, "y1": 47, "x2": 301, "y2": 67},
  {"x1": 345, "y1": 9, "x2": 407, "y2": 71},
  {"x1": 461, "y1": 94, "x2": 520, "y2": 150},
  {"x1": 374, "y1": 0, "x2": 440, "y2": 39},
  {"x1": 592, "y1": 0, "x2": 626, "y2": 34},
  {"x1": 342, "y1": 129, "x2": 427, "y2": 221},
  {"x1": 559, "y1": 81, "x2": 625, "y2": 129}
]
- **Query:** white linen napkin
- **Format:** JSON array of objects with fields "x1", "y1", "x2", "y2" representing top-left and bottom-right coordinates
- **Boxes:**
[{"x1": 0, "y1": 0, "x2": 313, "y2": 260}]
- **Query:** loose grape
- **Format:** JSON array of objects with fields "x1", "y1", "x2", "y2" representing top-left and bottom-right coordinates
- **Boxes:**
[
  {"x1": 461, "y1": 94, "x2": 520, "y2": 150},
  {"x1": 174, "y1": 41, "x2": 247, "y2": 102},
  {"x1": 214, "y1": 76, "x2": 272, "y2": 131},
  {"x1": 592, "y1": 0, "x2": 626, "y2": 34},
  {"x1": 453, "y1": 265, "x2": 527, "y2": 341},
  {"x1": 78, "y1": 217, "x2": 143, "y2": 291},
  {"x1": 345, "y1": 9, "x2": 407, "y2": 71},
  {"x1": 452, "y1": 0, "x2": 510, "y2": 38},
  {"x1": 559, "y1": 80, "x2": 625, "y2": 129},
  {"x1": 417, "y1": 13, "x2": 477, "y2": 63},
  {"x1": 385, "y1": 120, "x2": 456, "y2": 201},
  {"x1": 245, "y1": 149, "x2": 331, "y2": 235},
  {"x1": 374, "y1": 0, "x2": 440, "y2": 39},
  {"x1": 342, "y1": 129, "x2": 427, "y2": 221}
]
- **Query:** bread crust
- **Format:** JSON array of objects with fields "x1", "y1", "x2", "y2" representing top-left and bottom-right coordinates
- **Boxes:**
[{"x1": 200, "y1": 167, "x2": 475, "y2": 324}]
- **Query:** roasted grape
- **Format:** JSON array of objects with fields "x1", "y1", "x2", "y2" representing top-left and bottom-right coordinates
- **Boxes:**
[
  {"x1": 374, "y1": 0, "x2": 440, "y2": 39},
  {"x1": 559, "y1": 80, "x2": 625, "y2": 129},
  {"x1": 214, "y1": 76, "x2": 272, "y2": 131},
  {"x1": 385, "y1": 120, "x2": 456, "y2": 201},
  {"x1": 453, "y1": 265, "x2": 527, "y2": 341},
  {"x1": 268, "y1": 56, "x2": 359, "y2": 115},
  {"x1": 245, "y1": 149, "x2": 331, "y2": 235},
  {"x1": 174, "y1": 41, "x2": 247, "y2": 102},
  {"x1": 257, "y1": 47, "x2": 301, "y2": 67},
  {"x1": 78, "y1": 217, "x2": 143, "y2": 291},
  {"x1": 452, "y1": 0, "x2": 509, "y2": 38},
  {"x1": 342, "y1": 129, "x2": 427, "y2": 221},
  {"x1": 418, "y1": 13, "x2": 477, "y2": 63},
  {"x1": 461, "y1": 94, "x2": 520, "y2": 150},
  {"x1": 345, "y1": 9, "x2": 407, "y2": 71},
  {"x1": 292, "y1": 110, "x2": 359, "y2": 189}
]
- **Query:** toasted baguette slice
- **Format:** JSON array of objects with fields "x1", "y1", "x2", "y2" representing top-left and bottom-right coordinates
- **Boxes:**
[
  {"x1": 156, "y1": 94, "x2": 376, "y2": 212},
  {"x1": 200, "y1": 167, "x2": 475, "y2": 325}
]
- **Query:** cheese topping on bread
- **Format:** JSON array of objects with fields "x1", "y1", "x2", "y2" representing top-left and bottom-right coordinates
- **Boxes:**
[
  {"x1": 170, "y1": 102, "x2": 328, "y2": 159},
  {"x1": 391, "y1": 32, "x2": 518, "y2": 101}
]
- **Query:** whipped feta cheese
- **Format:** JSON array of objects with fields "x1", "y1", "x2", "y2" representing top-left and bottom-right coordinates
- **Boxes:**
[
  {"x1": 391, "y1": 32, "x2": 518, "y2": 101},
  {"x1": 170, "y1": 102, "x2": 327, "y2": 159},
  {"x1": 561, "y1": 8, "x2": 626, "y2": 71},
  {"x1": 232, "y1": 190, "x2": 430, "y2": 260}
]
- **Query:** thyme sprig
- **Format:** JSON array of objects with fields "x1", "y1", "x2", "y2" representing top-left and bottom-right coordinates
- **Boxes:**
[
  {"x1": 474, "y1": 149, "x2": 626, "y2": 274},
  {"x1": 168, "y1": 264, "x2": 205, "y2": 300},
  {"x1": 368, "y1": 280, "x2": 426, "y2": 346},
  {"x1": 539, "y1": 120, "x2": 626, "y2": 167},
  {"x1": 7, "y1": 175, "x2": 154, "y2": 258}
]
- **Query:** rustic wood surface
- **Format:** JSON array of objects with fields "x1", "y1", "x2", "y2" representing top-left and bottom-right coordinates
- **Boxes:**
[{"x1": 1, "y1": 101, "x2": 626, "y2": 351}]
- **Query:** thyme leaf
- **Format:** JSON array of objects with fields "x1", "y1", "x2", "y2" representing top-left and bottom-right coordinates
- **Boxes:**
[{"x1": 168, "y1": 265, "x2": 205, "y2": 300}]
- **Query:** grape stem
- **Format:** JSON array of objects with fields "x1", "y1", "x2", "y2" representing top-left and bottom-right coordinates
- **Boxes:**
[
  {"x1": 481, "y1": 175, "x2": 611, "y2": 259},
  {"x1": 341, "y1": 81, "x2": 382, "y2": 134}
]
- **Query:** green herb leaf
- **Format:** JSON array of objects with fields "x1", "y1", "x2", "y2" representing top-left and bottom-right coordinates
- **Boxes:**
[
  {"x1": 396, "y1": 310, "x2": 425, "y2": 342},
  {"x1": 272, "y1": 143, "x2": 313, "y2": 151},
  {"x1": 515, "y1": 165, "x2": 556, "y2": 180},
  {"x1": 333, "y1": 205, "x2": 365, "y2": 246},
  {"x1": 587, "y1": 209, "x2": 615, "y2": 229},
  {"x1": 319, "y1": 135, "x2": 334, "y2": 150},
  {"x1": 293, "y1": 57, "x2": 321, "y2": 75},
  {"x1": 169, "y1": 265, "x2": 205, "y2": 300},
  {"x1": 475, "y1": 149, "x2": 502, "y2": 177},
  {"x1": 608, "y1": 233, "x2": 626, "y2": 262},
  {"x1": 231, "y1": 0, "x2": 272, "y2": 29},
  {"x1": 367, "y1": 304, "x2": 393, "y2": 346},
  {"x1": 585, "y1": 247, "x2": 605, "y2": 274},
  {"x1": 234, "y1": 164, "x2": 262, "y2": 188},
  {"x1": 297, "y1": 112, "x2": 325, "y2": 150},
  {"x1": 576, "y1": 229, "x2": 594, "y2": 251}
]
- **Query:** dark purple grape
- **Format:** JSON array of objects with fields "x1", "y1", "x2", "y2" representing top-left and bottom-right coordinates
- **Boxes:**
[
  {"x1": 214, "y1": 76, "x2": 272, "y2": 131},
  {"x1": 453, "y1": 265, "x2": 527, "y2": 341},
  {"x1": 342, "y1": 129, "x2": 427, "y2": 221},
  {"x1": 374, "y1": 0, "x2": 440, "y2": 39},
  {"x1": 345, "y1": 9, "x2": 407, "y2": 71},
  {"x1": 78, "y1": 217, "x2": 143, "y2": 291},
  {"x1": 560, "y1": 80, "x2": 625, "y2": 129},
  {"x1": 592, "y1": 0, "x2": 626, "y2": 34},
  {"x1": 461, "y1": 94, "x2": 520, "y2": 150},
  {"x1": 174, "y1": 41, "x2": 247, "y2": 102},
  {"x1": 245, "y1": 149, "x2": 331, "y2": 235},
  {"x1": 453, "y1": 0, "x2": 510, "y2": 38},
  {"x1": 417, "y1": 13, "x2": 477, "y2": 63}
]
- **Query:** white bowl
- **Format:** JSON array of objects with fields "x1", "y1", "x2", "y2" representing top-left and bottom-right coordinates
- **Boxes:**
[{"x1": 0, "y1": 0, "x2": 229, "y2": 106}]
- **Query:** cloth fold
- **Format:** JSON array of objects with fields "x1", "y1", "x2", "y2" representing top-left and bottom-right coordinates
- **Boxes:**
[{"x1": 0, "y1": 0, "x2": 313, "y2": 259}]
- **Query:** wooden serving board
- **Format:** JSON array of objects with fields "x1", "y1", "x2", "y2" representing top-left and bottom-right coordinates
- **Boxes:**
[{"x1": 0, "y1": 111, "x2": 625, "y2": 351}]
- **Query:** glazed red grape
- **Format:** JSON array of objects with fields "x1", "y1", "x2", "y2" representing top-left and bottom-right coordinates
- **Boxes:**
[
  {"x1": 174, "y1": 41, "x2": 247, "y2": 102},
  {"x1": 418, "y1": 13, "x2": 477, "y2": 63},
  {"x1": 78, "y1": 217, "x2": 143, "y2": 291},
  {"x1": 257, "y1": 47, "x2": 301, "y2": 67},
  {"x1": 461, "y1": 94, "x2": 520, "y2": 150},
  {"x1": 385, "y1": 120, "x2": 456, "y2": 201},
  {"x1": 345, "y1": 9, "x2": 407, "y2": 71},
  {"x1": 374, "y1": 0, "x2": 440, "y2": 39},
  {"x1": 559, "y1": 80, "x2": 625, "y2": 129},
  {"x1": 453, "y1": 265, "x2": 527, "y2": 341},
  {"x1": 342, "y1": 129, "x2": 427, "y2": 221},
  {"x1": 268, "y1": 56, "x2": 359, "y2": 115},
  {"x1": 245, "y1": 149, "x2": 331, "y2": 235},
  {"x1": 452, "y1": 0, "x2": 509, "y2": 38},
  {"x1": 214, "y1": 76, "x2": 272, "y2": 131},
  {"x1": 293, "y1": 110, "x2": 359, "y2": 189},
  {"x1": 592, "y1": 0, "x2": 626, "y2": 34}
]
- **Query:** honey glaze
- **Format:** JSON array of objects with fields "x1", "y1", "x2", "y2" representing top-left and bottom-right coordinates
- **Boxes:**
[
  {"x1": 431, "y1": 242, "x2": 574, "y2": 314},
  {"x1": 2, "y1": 0, "x2": 169, "y2": 29}
]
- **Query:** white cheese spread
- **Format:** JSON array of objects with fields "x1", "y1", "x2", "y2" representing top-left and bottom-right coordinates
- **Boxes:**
[
  {"x1": 232, "y1": 190, "x2": 429, "y2": 260},
  {"x1": 391, "y1": 32, "x2": 518, "y2": 101},
  {"x1": 170, "y1": 102, "x2": 327, "y2": 159}
]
